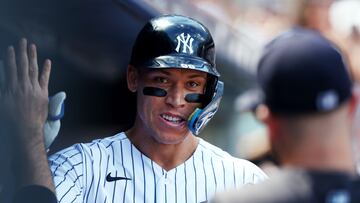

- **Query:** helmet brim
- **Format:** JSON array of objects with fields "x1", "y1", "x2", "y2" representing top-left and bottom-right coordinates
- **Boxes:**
[{"x1": 144, "y1": 55, "x2": 220, "y2": 77}]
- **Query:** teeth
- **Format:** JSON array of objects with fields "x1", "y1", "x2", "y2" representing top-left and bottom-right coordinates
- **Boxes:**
[{"x1": 162, "y1": 114, "x2": 182, "y2": 123}]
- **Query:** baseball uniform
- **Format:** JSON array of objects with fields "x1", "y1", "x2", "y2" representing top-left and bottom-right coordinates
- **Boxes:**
[{"x1": 49, "y1": 132, "x2": 267, "y2": 203}]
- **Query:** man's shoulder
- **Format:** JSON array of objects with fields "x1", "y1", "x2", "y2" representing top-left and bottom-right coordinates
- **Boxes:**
[
  {"x1": 307, "y1": 170, "x2": 360, "y2": 203},
  {"x1": 86, "y1": 131, "x2": 128, "y2": 148},
  {"x1": 198, "y1": 138, "x2": 258, "y2": 164},
  {"x1": 212, "y1": 169, "x2": 311, "y2": 203},
  {"x1": 197, "y1": 138, "x2": 268, "y2": 180},
  {"x1": 212, "y1": 169, "x2": 360, "y2": 203},
  {"x1": 49, "y1": 132, "x2": 128, "y2": 159},
  {"x1": 197, "y1": 138, "x2": 233, "y2": 159}
]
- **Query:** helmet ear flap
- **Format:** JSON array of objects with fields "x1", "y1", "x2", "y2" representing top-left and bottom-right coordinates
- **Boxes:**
[
  {"x1": 202, "y1": 76, "x2": 218, "y2": 108},
  {"x1": 188, "y1": 80, "x2": 224, "y2": 135}
]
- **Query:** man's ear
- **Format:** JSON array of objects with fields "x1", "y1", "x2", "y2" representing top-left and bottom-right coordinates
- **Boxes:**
[
  {"x1": 349, "y1": 87, "x2": 360, "y2": 117},
  {"x1": 263, "y1": 109, "x2": 280, "y2": 143},
  {"x1": 264, "y1": 110, "x2": 286, "y2": 164},
  {"x1": 127, "y1": 65, "x2": 138, "y2": 92},
  {"x1": 255, "y1": 104, "x2": 269, "y2": 123}
]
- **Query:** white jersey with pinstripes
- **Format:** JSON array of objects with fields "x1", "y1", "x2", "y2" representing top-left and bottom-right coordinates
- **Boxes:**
[{"x1": 49, "y1": 132, "x2": 267, "y2": 203}]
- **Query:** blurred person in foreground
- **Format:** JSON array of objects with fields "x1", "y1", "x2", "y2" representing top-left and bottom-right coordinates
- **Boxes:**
[
  {"x1": 212, "y1": 28, "x2": 360, "y2": 203},
  {"x1": 0, "y1": 39, "x2": 57, "y2": 202}
]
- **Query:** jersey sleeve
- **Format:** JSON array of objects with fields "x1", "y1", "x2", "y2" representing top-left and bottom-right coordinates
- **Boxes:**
[{"x1": 48, "y1": 144, "x2": 85, "y2": 203}]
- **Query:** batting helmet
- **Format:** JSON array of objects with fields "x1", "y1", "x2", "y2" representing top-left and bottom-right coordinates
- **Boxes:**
[{"x1": 129, "y1": 14, "x2": 224, "y2": 135}]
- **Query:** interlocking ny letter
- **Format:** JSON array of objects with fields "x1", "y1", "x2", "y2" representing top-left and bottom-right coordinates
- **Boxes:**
[{"x1": 175, "y1": 33, "x2": 194, "y2": 54}]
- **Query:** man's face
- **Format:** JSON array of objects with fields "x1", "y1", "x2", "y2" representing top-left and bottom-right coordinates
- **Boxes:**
[{"x1": 129, "y1": 67, "x2": 207, "y2": 144}]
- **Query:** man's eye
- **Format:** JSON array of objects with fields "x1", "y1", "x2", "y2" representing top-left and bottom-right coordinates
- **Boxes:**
[
  {"x1": 188, "y1": 81, "x2": 200, "y2": 88},
  {"x1": 155, "y1": 77, "x2": 168, "y2": 83}
]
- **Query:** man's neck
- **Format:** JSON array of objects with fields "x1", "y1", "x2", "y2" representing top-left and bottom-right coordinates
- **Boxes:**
[
  {"x1": 277, "y1": 105, "x2": 357, "y2": 175},
  {"x1": 280, "y1": 131, "x2": 357, "y2": 175},
  {"x1": 125, "y1": 127, "x2": 199, "y2": 171},
  {"x1": 283, "y1": 149, "x2": 357, "y2": 175}
]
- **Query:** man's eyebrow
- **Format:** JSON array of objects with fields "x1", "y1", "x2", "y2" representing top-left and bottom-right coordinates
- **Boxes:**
[
  {"x1": 148, "y1": 69, "x2": 171, "y2": 76},
  {"x1": 188, "y1": 74, "x2": 207, "y2": 79}
]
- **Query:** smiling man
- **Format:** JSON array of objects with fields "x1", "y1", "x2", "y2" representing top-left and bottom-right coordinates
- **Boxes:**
[{"x1": 49, "y1": 14, "x2": 267, "y2": 203}]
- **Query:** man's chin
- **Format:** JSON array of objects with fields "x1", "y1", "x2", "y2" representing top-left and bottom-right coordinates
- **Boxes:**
[{"x1": 153, "y1": 132, "x2": 191, "y2": 145}]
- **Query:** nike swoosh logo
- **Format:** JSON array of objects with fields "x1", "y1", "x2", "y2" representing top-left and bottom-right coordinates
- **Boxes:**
[{"x1": 106, "y1": 173, "x2": 131, "y2": 182}]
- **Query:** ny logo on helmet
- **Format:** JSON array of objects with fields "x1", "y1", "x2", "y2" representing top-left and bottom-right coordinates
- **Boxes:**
[{"x1": 175, "y1": 33, "x2": 194, "y2": 54}]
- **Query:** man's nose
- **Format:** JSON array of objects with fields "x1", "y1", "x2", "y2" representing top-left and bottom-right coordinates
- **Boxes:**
[{"x1": 165, "y1": 85, "x2": 187, "y2": 108}]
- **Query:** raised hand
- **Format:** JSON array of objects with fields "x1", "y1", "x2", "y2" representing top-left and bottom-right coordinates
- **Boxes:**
[
  {"x1": 1, "y1": 38, "x2": 51, "y2": 143},
  {"x1": 0, "y1": 38, "x2": 55, "y2": 192}
]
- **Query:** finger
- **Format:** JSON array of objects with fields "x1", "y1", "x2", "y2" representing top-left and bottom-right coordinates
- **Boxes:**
[
  {"x1": 5, "y1": 46, "x2": 18, "y2": 90},
  {"x1": 17, "y1": 38, "x2": 30, "y2": 84},
  {"x1": 40, "y1": 59, "x2": 51, "y2": 90},
  {"x1": 28, "y1": 44, "x2": 39, "y2": 86}
]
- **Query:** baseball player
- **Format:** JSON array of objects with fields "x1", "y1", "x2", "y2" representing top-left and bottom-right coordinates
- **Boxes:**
[
  {"x1": 49, "y1": 14, "x2": 267, "y2": 203},
  {"x1": 212, "y1": 28, "x2": 360, "y2": 203}
]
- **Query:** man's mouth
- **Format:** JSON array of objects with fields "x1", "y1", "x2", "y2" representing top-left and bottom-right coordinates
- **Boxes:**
[{"x1": 160, "y1": 113, "x2": 186, "y2": 124}]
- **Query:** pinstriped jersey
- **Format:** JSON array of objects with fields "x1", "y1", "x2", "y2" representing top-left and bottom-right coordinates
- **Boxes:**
[{"x1": 49, "y1": 132, "x2": 267, "y2": 203}]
